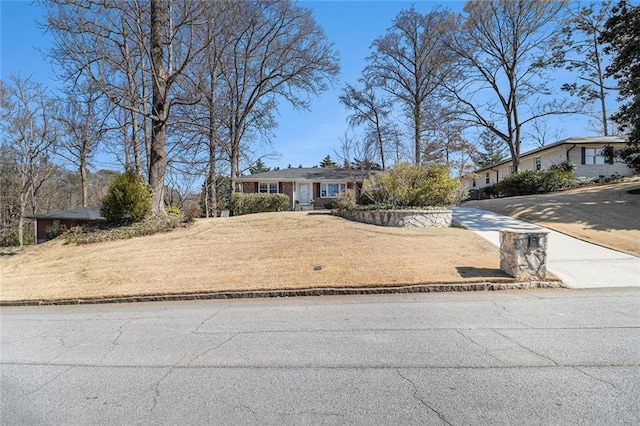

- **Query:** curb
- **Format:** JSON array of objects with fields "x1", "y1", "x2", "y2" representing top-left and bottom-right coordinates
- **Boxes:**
[{"x1": 1, "y1": 281, "x2": 563, "y2": 307}]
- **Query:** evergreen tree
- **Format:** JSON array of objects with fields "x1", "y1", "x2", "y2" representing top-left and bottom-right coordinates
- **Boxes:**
[
  {"x1": 600, "y1": 1, "x2": 640, "y2": 154},
  {"x1": 319, "y1": 155, "x2": 338, "y2": 168},
  {"x1": 249, "y1": 159, "x2": 271, "y2": 174},
  {"x1": 473, "y1": 130, "x2": 508, "y2": 168}
]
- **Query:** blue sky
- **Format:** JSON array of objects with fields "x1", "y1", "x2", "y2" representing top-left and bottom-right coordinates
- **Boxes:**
[
  {"x1": 0, "y1": 0, "x2": 609, "y2": 171},
  {"x1": 0, "y1": 0, "x2": 465, "y2": 171}
]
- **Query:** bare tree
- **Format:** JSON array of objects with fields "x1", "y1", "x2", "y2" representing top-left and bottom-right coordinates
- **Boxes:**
[
  {"x1": 44, "y1": 0, "x2": 212, "y2": 215},
  {"x1": 0, "y1": 76, "x2": 58, "y2": 246},
  {"x1": 553, "y1": 1, "x2": 618, "y2": 136},
  {"x1": 364, "y1": 7, "x2": 457, "y2": 165},
  {"x1": 55, "y1": 80, "x2": 111, "y2": 206},
  {"x1": 217, "y1": 0, "x2": 340, "y2": 192},
  {"x1": 446, "y1": 0, "x2": 571, "y2": 172},
  {"x1": 339, "y1": 82, "x2": 398, "y2": 169}
]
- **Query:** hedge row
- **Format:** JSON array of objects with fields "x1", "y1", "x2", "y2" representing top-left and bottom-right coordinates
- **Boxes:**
[
  {"x1": 493, "y1": 170, "x2": 574, "y2": 197},
  {"x1": 230, "y1": 193, "x2": 290, "y2": 215}
]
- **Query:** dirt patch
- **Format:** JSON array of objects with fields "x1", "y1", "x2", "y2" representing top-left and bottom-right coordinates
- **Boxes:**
[
  {"x1": 0, "y1": 212, "x2": 516, "y2": 302},
  {"x1": 465, "y1": 181, "x2": 640, "y2": 256}
]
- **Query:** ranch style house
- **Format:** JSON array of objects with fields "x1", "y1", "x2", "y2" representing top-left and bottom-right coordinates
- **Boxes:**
[
  {"x1": 468, "y1": 136, "x2": 633, "y2": 196},
  {"x1": 233, "y1": 167, "x2": 367, "y2": 211}
]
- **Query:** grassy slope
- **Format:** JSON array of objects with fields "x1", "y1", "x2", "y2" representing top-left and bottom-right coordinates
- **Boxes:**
[{"x1": 1, "y1": 212, "x2": 511, "y2": 302}]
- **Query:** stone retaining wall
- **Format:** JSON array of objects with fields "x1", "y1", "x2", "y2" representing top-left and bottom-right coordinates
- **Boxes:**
[{"x1": 334, "y1": 209, "x2": 452, "y2": 227}]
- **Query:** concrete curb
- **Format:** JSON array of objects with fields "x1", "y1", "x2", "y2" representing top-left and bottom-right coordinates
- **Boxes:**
[{"x1": 1, "y1": 281, "x2": 564, "y2": 307}]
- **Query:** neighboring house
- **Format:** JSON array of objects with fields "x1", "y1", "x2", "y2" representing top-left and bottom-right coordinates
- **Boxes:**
[
  {"x1": 29, "y1": 207, "x2": 106, "y2": 244},
  {"x1": 468, "y1": 136, "x2": 633, "y2": 193},
  {"x1": 233, "y1": 168, "x2": 367, "y2": 210}
]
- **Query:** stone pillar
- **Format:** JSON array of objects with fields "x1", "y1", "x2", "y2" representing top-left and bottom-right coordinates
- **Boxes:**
[{"x1": 499, "y1": 230, "x2": 549, "y2": 281}]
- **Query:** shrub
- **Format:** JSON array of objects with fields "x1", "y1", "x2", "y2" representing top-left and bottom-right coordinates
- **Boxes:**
[
  {"x1": 360, "y1": 163, "x2": 460, "y2": 207},
  {"x1": 494, "y1": 169, "x2": 574, "y2": 197},
  {"x1": 549, "y1": 160, "x2": 576, "y2": 173},
  {"x1": 45, "y1": 224, "x2": 68, "y2": 241},
  {"x1": 165, "y1": 206, "x2": 182, "y2": 218},
  {"x1": 324, "y1": 188, "x2": 357, "y2": 210},
  {"x1": 64, "y1": 215, "x2": 184, "y2": 244},
  {"x1": 101, "y1": 171, "x2": 152, "y2": 224},
  {"x1": 229, "y1": 193, "x2": 290, "y2": 216}
]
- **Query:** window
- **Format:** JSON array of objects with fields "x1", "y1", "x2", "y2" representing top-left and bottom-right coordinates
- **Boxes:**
[
  {"x1": 320, "y1": 183, "x2": 346, "y2": 198},
  {"x1": 535, "y1": 157, "x2": 541, "y2": 171},
  {"x1": 485, "y1": 172, "x2": 490, "y2": 185},
  {"x1": 258, "y1": 182, "x2": 278, "y2": 193},
  {"x1": 472, "y1": 179, "x2": 476, "y2": 188},
  {"x1": 584, "y1": 148, "x2": 605, "y2": 165}
]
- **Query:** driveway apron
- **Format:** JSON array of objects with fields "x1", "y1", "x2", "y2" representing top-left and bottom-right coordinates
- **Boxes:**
[{"x1": 452, "y1": 206, "x2": 640, "y2": 289}]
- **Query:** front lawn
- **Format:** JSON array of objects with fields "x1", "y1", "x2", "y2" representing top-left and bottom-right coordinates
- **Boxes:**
[{"x1": 1, "y1": 212, "x2": 514, "y2": 302}]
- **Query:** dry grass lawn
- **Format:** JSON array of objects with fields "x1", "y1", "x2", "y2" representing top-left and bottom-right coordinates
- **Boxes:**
[
  {"x1": 1, "y1": 212, "x2": 512, "y2": 302},
  {"x1": 465, "y1": 180, "x2": 640, "y2": 256}
]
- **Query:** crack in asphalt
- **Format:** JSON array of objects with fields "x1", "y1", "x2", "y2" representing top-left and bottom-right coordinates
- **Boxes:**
[
  {"x1": 455, "y1": 330, "x2": 504, "y2": 364},
  {"x1": 192, "y1": 308, "x2": 226, "y2": 334},
  {"x1": 574, "y1": 367, "x2": 618, "y2": 389},
  {"x1": 187, "y1": 333, "x2": 239, "y2": 365},
  {"x1": 100, "y1": 320, "x2": 132, "y2": 362},
  {"x1": 492, "y1": 329, "x2": 560, "y2": 367},
  {"x1": 396, "y1": 369, "x2": 453, "y2": 425},
  {"x1": 490, "y1": 300, "x2": 534, "y2": 329},
  {"x1": 150, "y1": 367, "x2": 174, "y2": 412},
  {"x1": 23, "y1": 366, "x2": 74, "y2": 397}
]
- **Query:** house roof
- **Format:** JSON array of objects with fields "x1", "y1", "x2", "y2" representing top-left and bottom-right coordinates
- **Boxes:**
[
  {"x1": 29, "y1": 207, "x2": 106, "y2": 221},
  {"x1": 233, "y1": 167, "x2": 368, "y2": 182},
  {"x1": 475, "y1": 135, "x2": 628, "y2": 173}
]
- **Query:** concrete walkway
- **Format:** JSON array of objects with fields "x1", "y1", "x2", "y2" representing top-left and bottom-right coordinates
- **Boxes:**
[{"x1": 452, "y1": 206, "x2": 640, "y2": 289}]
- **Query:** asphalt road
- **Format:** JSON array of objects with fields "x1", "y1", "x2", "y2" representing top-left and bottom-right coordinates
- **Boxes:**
[{"x1": 2, "y1": 288, "x2": 639, "y2": 425}]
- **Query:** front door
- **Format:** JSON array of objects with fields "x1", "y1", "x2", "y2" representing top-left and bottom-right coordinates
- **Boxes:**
[{"x1": 298, "y1": 183, "x2": 311, "y2": 204}]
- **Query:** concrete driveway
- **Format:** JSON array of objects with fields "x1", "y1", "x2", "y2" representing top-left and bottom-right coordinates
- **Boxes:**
[{"x1": 452, "y1": 206, "x2": 640, "y2": 288}]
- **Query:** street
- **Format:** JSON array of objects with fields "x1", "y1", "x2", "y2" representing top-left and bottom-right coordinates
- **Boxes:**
[{"x1": 2, "y1": 288, "x2": 639, "y2": 425}]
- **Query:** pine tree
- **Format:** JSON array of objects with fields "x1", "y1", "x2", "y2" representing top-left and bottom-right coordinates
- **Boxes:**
[
  {"x1": 319, "y1": 155, "x2": 338, "y2": 168},
  {"x1": 473, "y1": 130, "x2": 508, "y2": 168}
]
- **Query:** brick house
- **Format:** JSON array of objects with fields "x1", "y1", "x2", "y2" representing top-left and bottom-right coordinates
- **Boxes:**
[
  {"x1": 30, "y1": 207, "x2": 106, "y2": 244},
  {"x1": 233, "y1": 168, "x2": 367, "y2": 210},
  {"x1": 468, "y1": 136, "x2": 633, "y2": 195}
]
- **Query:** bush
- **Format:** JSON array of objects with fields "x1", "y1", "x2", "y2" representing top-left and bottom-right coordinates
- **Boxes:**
[
  {"x1": 360, "y1": 163, "x2": 460, "y2": 207},
  {"x1": 549, "y1": 160, "x2": 576, "y2": 173},
  {"x1": 324, "y1": 188, "x2": 357, "y2": 211},
  {"x1": 494, "y1": 169, "x2": 574, "y2": 197},
  {"x1": 229, "y1": 193, "x2": 290, "y2": 216},
  {"x1": 45, "y1": 224, "x2": 68, "y2": 241},
  {"x1": 101, "y1": 171, "x2": 152, "y2": 224},
  {"x1": 64, "y1": 215, "x2": 184, "y2": 244}
]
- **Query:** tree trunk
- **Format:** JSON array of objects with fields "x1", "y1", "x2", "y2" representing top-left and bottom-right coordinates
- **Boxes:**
[
  {"x1": 80, "y1": 157, "x2": 88, "y2": 207},
  {"x1": 149, "y1": 0, "x2": 168, "y2": 216},
  {"x1": 207, "y1": 82, "x2": 218, "y2": 217},
  {"x1": 414, "y1": 106, "x2": 421, "y2": 165}
]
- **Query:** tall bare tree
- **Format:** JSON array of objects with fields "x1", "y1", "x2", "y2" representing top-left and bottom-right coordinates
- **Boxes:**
[
  {"x1": 218, "y1": 0, "x2": 340, "y2": 192},
  {"x1": 364, "y1": 7, "x2": 457, "y2": 165},
  {"x1": 339, "y1": 82, "x2": 398, "y2": 169},
  {"x1": 55, "y1": 80, "x2": 110, "y2": 206},
  {"x1": 0, "y1": 76, "x2": 58, "y2": 246},
  {"x1": 552, "y1": 0, "x2": 618, "y2": 136},
  {"x1": 446, "y1": 0, "x2": 570, "y2": 172},
  {"x1": 44, "y1": 0, "x2": 212, "y2": 215}
]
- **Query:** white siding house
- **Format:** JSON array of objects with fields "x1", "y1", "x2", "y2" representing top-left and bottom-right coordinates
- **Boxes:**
[{"x1": 467, "y1": 136, "x2": 633, "y2": 193}]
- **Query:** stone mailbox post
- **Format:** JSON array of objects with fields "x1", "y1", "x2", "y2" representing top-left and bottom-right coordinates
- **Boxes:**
[{"x1": 499, "y1": 230, "x2": 549, "y2": 281}]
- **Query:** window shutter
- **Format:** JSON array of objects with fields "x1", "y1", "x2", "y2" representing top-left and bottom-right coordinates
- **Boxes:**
[
  {"x1": 255, "y1": 182, "x2": 258, "y2": 192},
  {"x1": 581, "y1": 147, "x2": 586, "y2": 165}
]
